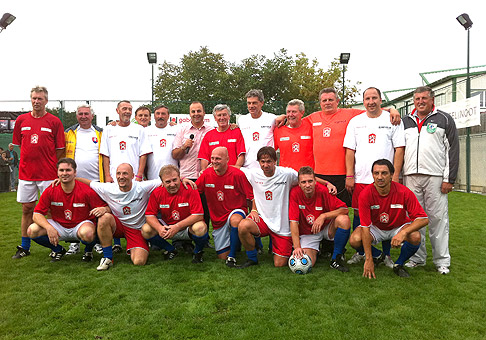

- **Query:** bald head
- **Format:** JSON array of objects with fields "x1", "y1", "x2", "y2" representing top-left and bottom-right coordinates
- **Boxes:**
[
  {"x1": 211, "y1": 147, "x2": 229, "y2": 175},
  {"x1": 116, "y1": 163, "x2": 134, "y2": 192}
]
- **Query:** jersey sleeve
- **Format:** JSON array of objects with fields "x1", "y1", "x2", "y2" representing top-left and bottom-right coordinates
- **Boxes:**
[
  {"x1": 53, "y1": 118, "x2": 66, "y2": 149},
  {"x1": 188, "y1": 188, "x2": 204, "y2": 215},
  {"x1": 195, "y1": 173, "x2": 205, "y2": 194},
  {"x1": 99, "y1": 126, "x2": 110, "y2": 157},
  {"x1": 12, "y1": 115, "x2": 23, "y2": 146},
  {"x1": 197, "y1": 133, "x2": 210, "y2": 161},
  {"x1": 138, "y1": 128, "x2": 153, "y2": 156},
  {"x1": 85, "y1": 185, "x2": 107, "y2": 209},
  {"x1": 343, "y1": 117, "x2": 357, "y2": 150},
  {"x1": 145, "y1": 189, "x2": 160, "y2": 216},
  {"x1": 357, "y1": 187, "x2": 373, "y2": 227},
  {"x1": 236, "y1": 170, "x2": 254, "y2": 200},
  {"x1": 34, "y1": 187, "x2": 52, "y2": 215},
  {"x1": 235, "y1": 128, "x2": 246, "y2": 156},
  {"x1": 288, "y1": 187, "x2": 300, "y2": 222},
  {"x1": 392, "y1": 121, "x2": 406, "y2": 148}
]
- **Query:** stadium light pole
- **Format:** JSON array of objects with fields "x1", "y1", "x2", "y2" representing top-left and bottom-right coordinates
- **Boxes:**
[
  {"x1": 0, "y1": 13, "x2": 16, "y2": 33},
  {"x1": 340, "y1": 53, "x2": 350, "y2": 107},
  {"x1": 147, "y1": 52, "x2": 157, "y2": 107},
  {"x1": 456, "y1": 13, "x2": 473, "y2": 193}
]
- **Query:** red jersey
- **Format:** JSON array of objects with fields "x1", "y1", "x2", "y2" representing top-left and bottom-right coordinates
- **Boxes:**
[
  {"x1": 305, "y1": 108, "x2": 362, "y2": 175},
  {"x1": 289, "y1": 182, "x2": 347, "y2": 235},
  {"x1": 145, "y1": 185, "x2": 203, "y2": 225},
  {"x1": 274, "y1": 119, "x2": 314, "y2": 171},
  {"x1": 196, "y1": 166, "x2": 253, "y2": 229},
  {"x1": 198, "y1": 128, "x2": 246, "y2": 166},
  {"x1": 358, "y1": 182, "x2": 427, "y2": 231},
  {"x1": 12, "y1": 112, "x2": 65, "y2": 181},
  {"x1": 34, "y1": 180, "x2": 107, "y2": 229}
]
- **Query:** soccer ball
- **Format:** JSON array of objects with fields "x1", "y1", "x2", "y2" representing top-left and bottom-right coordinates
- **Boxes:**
[{"x1": 288, "y1": 254, "x2": 312, "y2": 274}]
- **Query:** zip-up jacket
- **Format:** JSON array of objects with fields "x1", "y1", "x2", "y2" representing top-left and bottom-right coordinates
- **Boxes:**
[
  {"x1": 65, "y1": 123, "x2": 104, "y2": 182},
  {"x1": 403, "y1": 107, "x2": 459, "y2": 183}
]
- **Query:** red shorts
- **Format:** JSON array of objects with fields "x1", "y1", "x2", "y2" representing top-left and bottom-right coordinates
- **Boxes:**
[
  {"x1": 248, "y1": 215, "x2": 292, "y2": 258},
  {"x1": 352, "y1": 183, "x2": 368, "y2": 210},
  {"x1": 112, "y1": 216, "x2": 149, "y2": 252}
]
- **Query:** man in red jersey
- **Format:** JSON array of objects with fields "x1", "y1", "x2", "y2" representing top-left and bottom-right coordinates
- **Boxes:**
[
  {"x1": 27, "y1": 158, "x2": 108, "y2": 262},
  {"x1": 198, "y1": 104, "x2": 245, "y2": 172},
  {"x1": 274, "y1": 99, "x2": 314, "y2": 171},
  {"x1": 289, "y1": 166, "x2": 350, "y2": 272},
  {"x1": 196, "y1": 147, "x2": 254, "y2": 267},
  {"x1": 349, "y1": 159, "x2": 428, "y2": 278},
  {"x1": 11, "y1": 86, "x2": 65, "y2": 259},
  {"x1": 142, "y1": 164, "x2": 209, "y2": 264}
]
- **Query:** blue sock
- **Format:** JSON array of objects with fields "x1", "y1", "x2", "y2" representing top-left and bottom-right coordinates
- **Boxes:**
[
  {"x1": 81, "y1": 240, "x2": 95, "y2": 252},
  {"x1": 192, "y1": 232, "x2": 209, "y2": 254},
  {"x1": 382, "y1": 240, "x2": 391, "y2": 256},
  {"x1": 229, "y1": 227, "x2": 241, "y2": 258},
  {"x1": 114, "y1": 238, "x2": 121, "y2": 246},
  {"x1": 102, "y1": 246, "x2": 113, "y2": 260},
  {"x1": 396, "y1": 241, "x2": 420, "y2": 266},
  {"x1": 32, "y1": 235, "x2": 56, "y2": 250},
  {"x1": 148, "y1": 235, "x2": 175, "y2": 252},
  {"x1": 371, "y1": 246, "x2": 382, "y2": 258},
  {"x1": 246, "y1": 249, "x2": 258, "y2": 263},
  {"x1": 21, "y1": 236, "x2": 31, "y2": 250},
  {"x1": 332, "y1": 228, "x2": 350, "y2": 260},
  {"x1": 255, "y1": 237, "x2": 263, "y2": 250}
]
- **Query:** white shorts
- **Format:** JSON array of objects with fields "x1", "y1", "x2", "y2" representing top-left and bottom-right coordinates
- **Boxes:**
[
  {"x1": 47, "y1": 219, "x2": 94, "y2": 242},
  {"x1": 157, "y1": 218, "x2": 191, "y2": 241},
  {"x1": 17, "y1": 180, "x2": 53, "y2": 203},
  {"x1": 300, "y1": 221, "x2": 333, "y2": 251},
  {"x1": 212, "y1": 209, "x2": 246, "y2": 252},
  {"x1": 367, "y1": 223, "x2": 409, "y2": 244}
]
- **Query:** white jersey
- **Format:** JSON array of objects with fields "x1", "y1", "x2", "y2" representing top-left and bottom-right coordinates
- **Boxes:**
[
  {"x1": 100, "y1": 123, "x2": 152, "y2": 179},
  {"x1": 90, "y1": 179, "x2": 161, "y2": 229},
  {"x1": 238, "y1": 112, "x2": 276, "y2": 169},
  {"x1": 242, "y1": 166, "x2": 298, "y2": 236},
  {"x1": 145, "y1": 124, "x2": 179, "y2": 180},
  {"x1": 75, "y1": 127, "x2": 100, "y2": 181},
  {"x1": 343, "y1": 111, "x2": 405, "y2": 184}
]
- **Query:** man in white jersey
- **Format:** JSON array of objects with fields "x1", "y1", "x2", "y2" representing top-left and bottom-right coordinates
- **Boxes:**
[
  {"x1": 145, "y1": 105, "x2": 178, "y2": 180},
  {"x1": 64, "y1": 104, "x2": 104, "y2": 255},
  {"x1": 343, "y1": 87, "x2": 405, "y2": 267},
  {"x1": 100, "y1": 100, "x2": 152, "y2": 183}
]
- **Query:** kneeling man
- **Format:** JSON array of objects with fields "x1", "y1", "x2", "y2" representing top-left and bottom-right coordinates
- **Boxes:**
[
  {"x1": 142, "y1": 165, "x2": 209, "y2": 263},
  {"x1": 289, "y1": 166, "x2": 351, "y2": 272},
  {"x1": 349, "y1": 159, "x2": 428, "y2": 278},
  {"x1": 28, "y1": 158, "x2": 108, "y2": 262}
]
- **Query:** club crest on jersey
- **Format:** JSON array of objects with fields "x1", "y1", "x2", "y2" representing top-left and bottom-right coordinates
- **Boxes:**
[
  {"x1": 120, "y1": 141, "x2": 126, "y2": 150},
  {"x1": 92, "y1": 137, "x2": 98, "y2": 144},
  {"x1": 217, "y1": 190, "x2": 224, "y2": 201},
  {"x1": 426, "y1": 123, "x2": 437, "y2": 133},
  {"x1": 123, "y1": 206, "x2": 131, "y2": 215},
  {"x1": 253, "y1": 132, "x2": 260, "y2": 141},
  {"x1": 64, "y1": 209, "x2": 72, "y2": 220},
  {"x1": 292, "y1": 142, "x2": 300, "y2": 152},
  {"x1": 306, "y1": 214, "x2": 315, "y2": 225},
  {"x1": 265, "y1": 190, "x2": 273, "y2": 200},
  {"x1": 368, "y1": 133, "x2": 376, "y2": 143},
  {"x1": 379, "y1": 212, "x2": 389, "y2": 223},
  {"x1": 323, "y1": 127, "x2": 331, "y2": 138},
  {"x1": 31, "y1": 134, "x2": 39, "y2": 144},
  {"x1": 172, "y1": 210, "x2": 180, "y2": 221},
  {"x1": 160, "y1": 139, "x2": 166, "y2": 147}
]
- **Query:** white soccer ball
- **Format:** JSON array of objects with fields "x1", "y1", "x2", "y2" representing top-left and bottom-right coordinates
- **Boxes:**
[{"x1": 288, "y1": 254, "x2": 312, "y2": 274}]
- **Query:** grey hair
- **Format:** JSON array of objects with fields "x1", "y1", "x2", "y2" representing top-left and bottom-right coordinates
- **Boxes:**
[
  {"x1": 213, "y1": 104, "x2": 231, "y2": 116},
  {"x1": 76, "y1": 104, "x2": 94, "y2": 115},
  {"x1": 414, "y1": 86, "x2": 435, "y2": 98},
  {"x1": 287, "y1": 99, "x2": 305, "y2": 112},
  {"x1": 318, "y1": 87, "x2": 339, "y2": 101},
  {"x1": 245, "y1": 89, "x2": 264, "y2": 102},
  {"x1": 31, "y1": 86, "x2": 48, "y2": 100}
]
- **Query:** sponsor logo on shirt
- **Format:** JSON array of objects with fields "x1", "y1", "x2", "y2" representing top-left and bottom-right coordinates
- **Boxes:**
[
  {"x1": 21, "y1": 127, "x2": 31, "y2": 131},
  {"x1": 368, "y1": 133, "x2": 376, "y2": 143},
  {"x1": 323, "y1": 127, "x2": 331, "y2": 137},
  {"x1": 301, "y1": 135, "x2": 311, "y2": 140},
  {"x1": 205, "y1": 184, "x2": 215, "y2": 188},
  {"x1": 253, "y1": 132, "x2": 260, "y2": 141},
  {"x1": 378, "y1": 126, "x2": 391, "y2": 130},
  {"x1": 51, "y1": 202, "x2": 63, "y2": 206},
  {"x1": 209, "y1": 141, "x2": 220, "y2": 146},
  {"x1": 217, "y1": 190, "x2": 224, "y2": 201},
  {"x1": 315, "y1": 207, "x2": 323, "y2": 211},
  {"x1": 390, "y1": 204, "x2": 404, "y2": 209},
  {"x1": 128, "y1": 136, "x2": 139, "y2": 140},
  {"x1": 292, "y1": 142, "x2": 300, "y2": 153},
  {"x1": 172, "y1": 210, "x2": 180, "y2": 220},
  {"x1": 379, "y1": 212, "x2": 389, "y2": 223},
  {"x1": 159, "y1": 204, "x2": 170, "y2": 208},
  {"x1": 64, "y1": 209, "x2": 72, "y2": 220},
  {"x1": 73, "y1": 203, "x2": 85, "y2": 207},
  {"x1": 275, "y1": 181, "x2": 287, "y2": 185},
  {"x1": 224, "y1": 185, "x2": 234, "y2": 189},
  {"x1": 167, "y1": 133, "x2": 176, "y2": 137},
  {"x1": 120, "y1": 141, "x2": 126, "y2": 150},
  {"x1": 280, "y1": 137, "x2": 290, "y2": 141},
  {"x1": 265, "y1": 190, "x2": 273, "y2": 200},
  {"x1": 227, "y1": 139, "x2": 236, "y2": 143},
  {"x1": 261, "y1": 125, "x2": 272, "y2": 128},
  {"x1": 306, "y1": 214, "x2": 315, "y2": 225},
  {"x1": 299, "y1": 205, "x2": 305, "y2": 209},
  {"x1": 312, "y1": 122, "x2": 322, "y2": 126},
  {"x1": 371, "y1": 205, "x2": 380, "y2": 209},
  {"x1": 31, "y1": 134, "x2": 39, "y2": 144},
  {"x1": 178, "y1": 202, "x2": 189, "y2": 207},
  {"x1": 160, "y1": 139, "x2": 166, "y2": 147},
  {"x1": 41, "y1": 127, "x2": 52, "y2": 133},
  {"x1": 123, "y1": 206, "x2": 131, "y2": 215}
]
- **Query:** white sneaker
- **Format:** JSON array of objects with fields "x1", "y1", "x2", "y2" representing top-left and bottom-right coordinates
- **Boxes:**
[
  {"x1": 384, "y1": 255, "x2": 394, "y2": 268},
  {"x1": 347, "y1": 252, "x2": 365, "y2": 264},
  {"x1": 97, "y1": 257, "x2": 113, "y2": 271},
  {"x1": 94, "y1": 244, "x2": 103, "y2": 254},
  {"x1": 437, "y1": 266, "x2": 450, "y2": 275},
  {"x1": 66, "y1": 243, "x2": 80, "y2": 255},
  {"x1": 404, "y1": 260, "x2": 426, "y2": 268}
]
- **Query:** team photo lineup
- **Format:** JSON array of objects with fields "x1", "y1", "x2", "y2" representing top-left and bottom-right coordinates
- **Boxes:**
[{"x1": 10, "y1": 84, "x2": 459, "y2": 278}]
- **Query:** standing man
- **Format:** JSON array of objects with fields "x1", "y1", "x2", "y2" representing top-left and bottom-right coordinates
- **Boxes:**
[
  {"x1": 145, "y1": 105, "x2": 178, "y2": 180},
  {"x1": 198, "y1": 104, "x2": 246, "y2": 171},
  {"x1": 11, "y1": 86, "x2": 65, "y2": 259},
  {"x1": 349, "y1": 159, "x2": 428, "y2": 278},
  {"x1": 289, "y1": 166, "x2": 350, "y2": 271},
  {"x1": 27, "y1": 158, "x2": 107, "y2": 262},
  {"x1": 274, "y1": 99, "x2": 314, "y2": 171},
  {"x1": 343, "y1": 87, "x2": 405, "y2": 266},
  {"x1": 134, "y1": 106, "x2": 151, "y2": 127},
  {"x1": 197, "y1": 147, "x2": 254, "y2": 267},
  {"x1": 402, "y1": 86, "x2": 459, "y2": 275},
  {"x1": 100, "y1": 100, "x2": 152, "y2": 184},
  {"x1": 6, "y1": 143, "x2": 19, "y2": 191}
]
